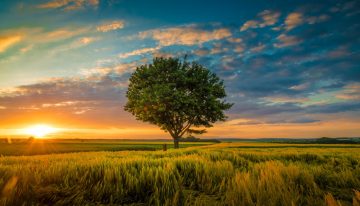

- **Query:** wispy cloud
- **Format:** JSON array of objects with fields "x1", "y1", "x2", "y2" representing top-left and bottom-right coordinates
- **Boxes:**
[
  {"x1": 250, "y1": 44, "x2": 266, "y2": 53},
  {"x1": 0, "y1": 35, "x2": 22, "y2": 53},
  {"x1": 19, "y1": 44, "x2": 34, "y2": 53},
  {"x1": 97, "y1": 20, "x2": 125, "y2": 32},
  {"x1": 49, "y1": 36, "x2": 99, "y2": 55},
  {"x1": 118, "y1": 46, "x2": 161, "y2": 59},
  {"x1": 42, "y1": 27, "x2": 91, "y2": 42},
  {"x1": 78, "y1": 37, "x2": 97, "y2": 44},
  {"x1": 263, "y1": 96, "x2": 309, "y2": 104},
  {"x1": 37, "y1": 0, "x2": 99, "y2": 11},
  {"x1": 274, "y1": 34, "x2": 303, "y2": 48},
  {"x1": 139, "y1": 26, "x2": 231, "y2": 46},
  {"x1": 306, "y1": 14, "x2": 330, "y2": 24},
  {"x1": 0, "y1": 26, "x2": 92, "y2": 57},
  {"x1": 328, "y1": 46, "x2": 350, "y2": 58},
  {"x1": 335, "y1": 83, "x2": 360, "y2": 100},
  {"x1": 285, "y1": 12, "x2": 330, "y2": 30},
  {"x1": 240, "y1": 20, "x2": 259, "y2": 32},
  {"x1": 240, "y1": 10, "x2": 280, "y2": 31}
]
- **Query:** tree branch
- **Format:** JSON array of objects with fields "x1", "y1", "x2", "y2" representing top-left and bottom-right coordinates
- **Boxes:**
[{"x1": 178, "y1": 121, "x2": 193, "y2": 137}]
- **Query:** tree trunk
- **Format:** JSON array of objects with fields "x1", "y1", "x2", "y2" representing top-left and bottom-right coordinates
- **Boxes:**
[{"x1": 174, "y1": 138, "x2": 179, "y2": 149}]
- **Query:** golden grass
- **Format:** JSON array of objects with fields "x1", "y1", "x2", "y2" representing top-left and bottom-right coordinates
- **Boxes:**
[{"x1": 0, "y1": 143, "x2": 359, "y2": 205}]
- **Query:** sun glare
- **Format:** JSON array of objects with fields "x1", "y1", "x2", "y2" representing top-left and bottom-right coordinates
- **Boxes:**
[{"x1": 24, "y1": 124, "x2": 57, "y2": 138}]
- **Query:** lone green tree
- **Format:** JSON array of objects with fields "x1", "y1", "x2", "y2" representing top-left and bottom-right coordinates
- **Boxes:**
[{"x1": 124, "y1": 57, "x2": 232, "y2": 148}]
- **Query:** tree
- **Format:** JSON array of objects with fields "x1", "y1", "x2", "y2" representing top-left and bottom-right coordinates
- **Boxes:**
[{"x1": 124, "y1": 57, "x2": 233, "y2": 148}]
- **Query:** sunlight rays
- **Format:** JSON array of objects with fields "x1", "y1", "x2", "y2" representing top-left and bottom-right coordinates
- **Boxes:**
[{"x1": 23, "y1": 124, "x2": 58, "y2": 138}]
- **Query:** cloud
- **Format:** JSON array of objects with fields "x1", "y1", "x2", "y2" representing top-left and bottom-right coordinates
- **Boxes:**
[
  {"x1": 330, "y1": 1, "x2": 358, "y2": 13},
  {"x1": 234, "y1": 45, "x2": 244, "y2": 53},
  {"x1": 226, "y1": 118, "x2": 263, "y2": 126},
  {"x1": 0, "y1": 26, "x2": 91, "y2": 49},
  {"x1": 240, "y1": 20, "x2": 259, "y2": 32},
  {"x1": 37, "y1": 0, "x2": 99, "y2": 11},
  {"x1": 97, "y1": 20, "x2": 125, "y2": 32},
  {"x1": 289, "y1": 118, "x2": 320, "y2": 123},
  {"x1": 88, "y1": 62, "x2": 137, "y2": 76},
  {"x1": 1, "y1": 1, "x2": 359, "y2": 136},
  {"x1": 42, "y1": 101, "x2": 80, "y2": 108},
  {"x1": 42, "y1": 27, "x2": 91, "y2": 42},
  {"x1": 267, "y1": 118, "x2": 320, "y2": 124},
  {"x1": 335, "y1": 83, "x2": 360, "y2": 100},
  {"x1": 306, "y1": 15, "x2": 330, "y2": 24},
  {"x1": 20, "y1": 44, "x2": 34, "y2": 53},
  {"x1": 227, "y1": 38, "x2": 242, "y2": 43},
  {"x1": 49, "y1": 36, "x2": 98, "y2": 55},
  {"x1": 0, "y1": 62, "x2": 138, "y2": 126},
  {"x1": 211, "y1": 42, "x2": 229, "y2": 54},
  {"x1": 78, "y1": 37, "x2": 97, "y2": 44},
  {"x1": 0, "y1": 35, "x2": 22, "y2": 53},
  {"x1": 227, "y1": 117, "x2": 319, "y2": 125},
  {"x1": 240, "y1": 10, "x2": 280, "y2": 31},
  {"x1": 290, "y1": 83, "x2": 310, "y2": 91},
  {"x1": 258, "y1": 10, "x2": 281, "y2": 27},
  {"x1": 328, "y1": 46, "x2": 350, "y2": 58},
  {"x1": 274, "y1": 34, "x2": 303, "y2": 48},
  {"x1": 0, "y1": 26, "x2": 92, "y2": 61},
  {"x1": 306, "y1": 101, "x2": 360, "y2": 114},
  {"x1": 250, "y1": 44, "x2": 266, "y2": 53},
  {"x1": 263, "y1": 96, "x2": 309, "y2": 104},
  {"x1": 139, "y1": 26, "x2": 231, "y2": 46},
  {"x1": 285, "y1": 12, "x2": 304, "y2": 30},
  {"x1": 118, "y1": 46, "x2": 161, "y2": 59},
  {"x1": 285, "y1": 12, "x2": 330, "y2": 31},
  {"x1": 193, "y1": 48, "x2": 210, "y2": 56}
]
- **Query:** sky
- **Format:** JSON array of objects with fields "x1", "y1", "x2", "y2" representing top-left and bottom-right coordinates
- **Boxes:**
[{"x1": 0, "y1": 0, "x2": 359, "y2": 139}]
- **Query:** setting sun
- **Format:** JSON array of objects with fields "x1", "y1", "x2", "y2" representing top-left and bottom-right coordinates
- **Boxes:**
[{"x1": 24, "y1": 124, "x2": 58, "y2": 138}]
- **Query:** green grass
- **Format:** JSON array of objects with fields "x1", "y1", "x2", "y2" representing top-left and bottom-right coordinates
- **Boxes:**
[
  {"x1": 0, "y1": 139, "x2": 212, "y2": 156},
  {"x1": 0, "y1": 142, "x2": 360, "y2": 205}
]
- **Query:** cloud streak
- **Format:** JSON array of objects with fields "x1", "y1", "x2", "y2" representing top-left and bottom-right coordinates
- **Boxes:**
[
  {"x1": 118, "y1": 46, "x2": 161, "y2": 59},
  {"x1": 37, "y1": 0, "x2": 99, "y2": 11},
  {"x1": 139, "y1": 26, "x2": 231, "y2": 46},
  {"x1": 274, "y1": 34, "x2": 303, "y2": 48},
  {"x1": 0, "y1": 35, "x2": 22, "y2": 53},
  {"x1": 97, "y1": 21, "x2": 125, "y2": 32}
]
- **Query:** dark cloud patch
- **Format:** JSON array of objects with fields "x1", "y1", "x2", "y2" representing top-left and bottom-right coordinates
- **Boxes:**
[
  {"x1": 228, "y1": 100, "x2": 303, "y2": 118},
  {"x1": 233, "y1": 120, "x2": 263, "y2": 126},
  {"x1": 306, "y1": 101, "x2": 360, "y2": 114},
  {"x1": 267, "y1": 118, "x2": 320, "y2": 124}
]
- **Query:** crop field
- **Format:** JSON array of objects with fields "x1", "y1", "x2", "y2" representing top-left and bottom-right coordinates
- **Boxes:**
[
  {"x1": 0, "y1": 139, "x2": 212, "y2": 156},
  {"x1": 0, "y1": 142, "x2": 360, "y2": 206}
]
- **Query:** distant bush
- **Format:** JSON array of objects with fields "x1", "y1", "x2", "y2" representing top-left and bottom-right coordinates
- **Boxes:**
[{"x1": 179, "y1": 136, "x2": 221, "y2": 143}]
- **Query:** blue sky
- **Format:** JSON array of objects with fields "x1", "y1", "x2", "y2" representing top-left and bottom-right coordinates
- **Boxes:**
[{"x1": 0, "y1": 0, "x2": 359, "y2": 138}]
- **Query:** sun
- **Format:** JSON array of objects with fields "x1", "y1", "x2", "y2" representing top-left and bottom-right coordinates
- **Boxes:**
[{"x1": 24, "y1": 124, "x2": 58, "y2": 138}]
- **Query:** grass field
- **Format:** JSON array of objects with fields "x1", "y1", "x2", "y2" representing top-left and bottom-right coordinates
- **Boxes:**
[
  {"x1": 0, "y1": 142, "x2": 360, "y2": 205},
  {"x1": 0, "y1": 139, "x2": 212, "y2": 156}
]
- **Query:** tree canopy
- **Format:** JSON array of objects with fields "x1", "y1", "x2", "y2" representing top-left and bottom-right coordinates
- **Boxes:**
[{"x1": 124, "y1": 57, "x2": 232, "y2": 148}]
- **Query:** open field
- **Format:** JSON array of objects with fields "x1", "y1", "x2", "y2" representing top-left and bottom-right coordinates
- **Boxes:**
[
  {"x1": 0, "y1": 139, "x2": 213, "y2": 156},
  {"x1": 1, "y1": 142, "x2": 360, "y2": 205}
]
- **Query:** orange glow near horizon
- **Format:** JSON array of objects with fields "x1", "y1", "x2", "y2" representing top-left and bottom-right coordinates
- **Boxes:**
[
  {"x1": 23, "y1": 124, "x2": 59, "y2": 138},
  {"x1": 0, "y1": 117, "x2": 357, "y2": 139}
]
